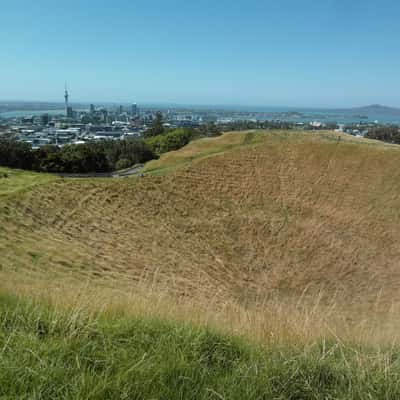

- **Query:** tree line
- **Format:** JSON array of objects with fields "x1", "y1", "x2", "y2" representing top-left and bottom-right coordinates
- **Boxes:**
[
  {"x1": 0, "y1": 139, "x2": 154, "y2": 173},
  {"x1": 0, "y1": 127, "x2": 210, "y2": 173},
  {"x1": 219, "y1": 120, "x2": 300, "y2": 131},
  {"x1": 365, "y1": 126, "x2": 400, "y2": 144}
]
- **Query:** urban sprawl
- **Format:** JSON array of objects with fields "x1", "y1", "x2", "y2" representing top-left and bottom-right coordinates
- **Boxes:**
[{"x1": 0, "y1": 88, "x2": 395, "y2": 149}]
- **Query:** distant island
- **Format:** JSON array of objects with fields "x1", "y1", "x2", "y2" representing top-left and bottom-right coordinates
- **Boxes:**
[{"x1": 339, "y1": 104, "x2": 400, "y2": 116}]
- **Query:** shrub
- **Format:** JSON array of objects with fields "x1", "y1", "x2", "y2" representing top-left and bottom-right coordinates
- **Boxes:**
[
  {"x1": 0, "y1": 139, "x2": 35, "y2": 170},
  {"x1": 146, "y1": 128, "x2": 194, "y2": 156},
  {"x1": 115, "y1": 158, "x2": 131, "y2": 170}
]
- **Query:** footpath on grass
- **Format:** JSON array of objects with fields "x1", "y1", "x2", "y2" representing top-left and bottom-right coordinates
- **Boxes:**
[{"x1": 56, "y1": 164, "x2": 145, "y2": 178}]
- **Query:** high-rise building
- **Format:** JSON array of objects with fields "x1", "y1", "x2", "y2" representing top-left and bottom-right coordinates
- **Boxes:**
[
  {"x1": 101, "y1": 109, "x2": 108, "y2": 123},
  {"x1": 66, "y1": 106, "x2": 73, "y2": 119},
  {"x1": 90, "y1": 104, "x2": 95, "y2": 114},
  {"x1": 131, "y1": 103, "x2": 138, "y2": 117},
  {"x1": 40, "y1": 113, "x2": 49, "y2": 126},
  {"x1": 119, "y1": 105, "x2": 124, "y2": 114}
]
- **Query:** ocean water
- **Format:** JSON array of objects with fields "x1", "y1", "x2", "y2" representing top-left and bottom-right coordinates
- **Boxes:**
[
  {"x1": 263, "y1": 112, "x2": 400, "y2": 124},
  {"x1": 0, "y1": 110, "x2": 65, "y2": 118},
  {"x1": 1, "y1": 107, "x2": 399, "y2": 124},
  {"x1": 224, "y1": 106, "x2": 400, "y2": 124}
]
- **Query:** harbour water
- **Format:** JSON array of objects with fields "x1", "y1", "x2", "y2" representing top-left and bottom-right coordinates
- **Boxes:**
[
  {"x1": 1, "y1": 107, "x2": 400, "y2": 124},
  {"x1": 0, "y1": 110, "x2": 65, "y2": 118}
]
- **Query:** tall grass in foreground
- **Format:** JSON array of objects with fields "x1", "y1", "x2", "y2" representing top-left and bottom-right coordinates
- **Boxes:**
[
  {"x1": 1, "y1": 290, "x2": 400, "y2": 399},
  {"x1": 2, "y1": 270, "x2": 400, "y2": 348}
]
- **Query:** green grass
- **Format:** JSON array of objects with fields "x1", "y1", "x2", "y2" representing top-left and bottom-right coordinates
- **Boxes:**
[
  {"x1": 0, "y1": 167, "x2": 58, "y2": 198},
  {"x1": 1, "y1": 292, "x2": 400, "y2": 399},
  {"x1": 143, "y1": 129, "x2": 397, "y2": 176},
  {"x1": 143, "y1": 131, "x2": 266, "y2": 175},
  {"x1": 2, "y1": 130, "x2": 400, "y2": 398}
]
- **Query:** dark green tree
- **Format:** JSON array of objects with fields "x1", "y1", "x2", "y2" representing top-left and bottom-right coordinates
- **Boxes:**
[
  {"x1": 145, "y1": 128, "x2": 194, "y2": 155},
  {"x1": 145, "y1": 112, "x2": 165, "y2": 137},
  {"x1": 365, "y1": 126, "x2": 400, "y2": 143}
]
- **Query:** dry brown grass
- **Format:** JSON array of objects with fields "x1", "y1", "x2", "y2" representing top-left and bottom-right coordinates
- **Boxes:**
[
  {"x1": 2, "y1": 130, "x2": 400, "y2": 345},
  {"x1": 2, "y1": 269, "x2": 400, "y2": 347}
]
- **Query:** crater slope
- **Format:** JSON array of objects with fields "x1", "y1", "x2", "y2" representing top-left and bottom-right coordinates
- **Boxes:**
[{"x1": 2, "y1": 131, "x2": 400, "y2": 313}]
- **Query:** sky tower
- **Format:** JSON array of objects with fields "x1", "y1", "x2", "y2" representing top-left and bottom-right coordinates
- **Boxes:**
[
  {"x1": 64, "y1": 83, "x2": 73, "y2": 118},
  {"x1": 64, "y1": 82, "x2": 69, "y2": 116}
]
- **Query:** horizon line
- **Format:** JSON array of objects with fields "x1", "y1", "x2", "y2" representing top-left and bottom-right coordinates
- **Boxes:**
[{"x1": 0, "y1": 99, "x2": 399, "y2": 111}]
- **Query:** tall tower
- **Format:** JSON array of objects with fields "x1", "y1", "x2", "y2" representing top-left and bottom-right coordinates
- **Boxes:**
[{"x1": 64, "y1": 82, "x2": 69, "y2": 117}]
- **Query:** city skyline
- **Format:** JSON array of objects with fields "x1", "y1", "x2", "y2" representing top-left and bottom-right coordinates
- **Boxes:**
[
  {"x1": 1, "y1": 0, "x2": 400, "y2": 107},
  {"x1": 2, "y1": 92, "x2": 400, "y2": 113}
]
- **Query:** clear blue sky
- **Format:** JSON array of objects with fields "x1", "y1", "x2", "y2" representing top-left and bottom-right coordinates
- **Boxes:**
[{"x1": 1, "y1": 0, "x2": 399, "y2": 107}]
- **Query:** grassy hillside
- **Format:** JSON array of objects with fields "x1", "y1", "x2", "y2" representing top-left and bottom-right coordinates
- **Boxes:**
[
  {"x1": 2, "y1": 130, "x2": 400, "y2": 397},
  {"x1": 143, "y1": 130, "x2": 265, "y2": 174},
  {"x1": 2, "y1": 129, "x2": 400, "y2": 341},
  {"x1": 0, "y1": 167, "x2": 58, "y2": 197},
  {"x1": 2, "y1": 291, "x2": 400, "y2": 400}
]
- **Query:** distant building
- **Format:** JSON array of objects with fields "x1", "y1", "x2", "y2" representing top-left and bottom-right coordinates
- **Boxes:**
[
  {"x1": 66, "y1": 106, "x2": 73, "y2": 119},
  {"x1": 310, "y1": 121, "x2": 324, "y2": 128},
  {"x1": 131, "y1": 103, "x2": 138, "y2": 117},
  {"x1": 40, "y1": 114, "x2": 49, "y2": 126},
  {"x1": 100, "y1": 109, "x2": 108, "y2": 123},
  {"x1": 92, "y1": 131, "x2": 124, "y2": 140},
  {"x1": 90, "y1": 104, "x2": 95, "y2": 114}
]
